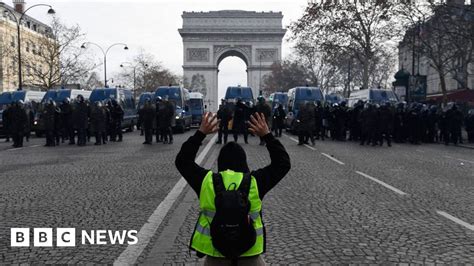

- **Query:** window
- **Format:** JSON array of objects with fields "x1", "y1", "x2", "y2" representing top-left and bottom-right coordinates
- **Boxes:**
[
  {"x1": 11, "y1": 35, "x2": 15, "y2": 47},
  {"x1": 32, "y1": 44, "x2": 36, "y2": 55},
  {"x1": 33, "y1": 24, "x2": 37, "y2": 31},
  {"x1": 26, "y1": 42, "x2": 30, "y2": 52},
  {"x1": 26, "y1": 21, "x2": 30, "y2": 28}
]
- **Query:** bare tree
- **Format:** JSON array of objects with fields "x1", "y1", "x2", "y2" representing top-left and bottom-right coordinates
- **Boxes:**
[
  {"x1": 22, "y1": 17, "x2": 96, "y2": 90},
  {"x1": 291, "y1": 0, "x2": 403, "y2": 90},
  {"x1": 398, "y1": 2, "x2": 471, "y2": 103},
  {"x1": 262, "y1": 59, "x2": 311, "y2": 93},
  {"x1": 114, "y1": 50, "x2": 180, "y2": 96}
]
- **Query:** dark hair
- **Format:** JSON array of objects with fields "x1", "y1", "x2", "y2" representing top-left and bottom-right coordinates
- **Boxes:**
[{"x1": 217, "y1": 142, "x2": 249, "y2": 173}]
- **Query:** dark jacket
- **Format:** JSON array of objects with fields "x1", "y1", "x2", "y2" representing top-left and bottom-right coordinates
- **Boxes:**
[
  {"x1": 90, "y1": 104, "x2": 107, "y2": 133},
  {"x1": 175, "y1": 131, "x2": 291, "y2": 200},
  {"x1": 42, "y1": 104, "x2": 58, "y2": 131},
  {"x1": 139, "y1": 104, "x2": 157, "y2": 129},
  {"x1": 74, "y1": 101, "x2": 89, "y2": 129},
  {"x1": 10, "y1": 105, "x2": 28, "y2": 133}
]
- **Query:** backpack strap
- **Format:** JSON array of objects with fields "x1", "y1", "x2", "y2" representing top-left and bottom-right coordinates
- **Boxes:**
[
  {"x1": 237, "y1": 172, "x2": 252, "y2": 197},
  {"x1": 212, "y1": 173, "x2": 226, "y2": 197}
]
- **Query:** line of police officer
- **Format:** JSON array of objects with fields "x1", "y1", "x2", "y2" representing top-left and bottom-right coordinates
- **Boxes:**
[
  {"x1": 295, "y1": 100, "x2": 471, "y2": 147},
  {"x1": 2, "y1": 95, "x2": 125, "y2": 148},
  {"x1": 137, "y1": 96, "x2": 175, "y2": 145},
  {"x1": 216, "y1": 96, "x2": 273, "y2": 146}
]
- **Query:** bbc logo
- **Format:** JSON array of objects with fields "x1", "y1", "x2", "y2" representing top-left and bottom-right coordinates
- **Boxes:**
[{"x1": 11, "y1": 228, "x2": 76, "y2": 247}]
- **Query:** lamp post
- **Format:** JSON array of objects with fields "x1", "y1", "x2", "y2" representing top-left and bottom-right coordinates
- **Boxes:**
[
  {"x1": 81, "y1": 42, "x2": 128, "y2": 88},
  {"x1": 120, "y1": 62, "x2": 148, "y2": 99},
  {"x1": 1, "y1": 2, "x2": 55, "y2": 91}
]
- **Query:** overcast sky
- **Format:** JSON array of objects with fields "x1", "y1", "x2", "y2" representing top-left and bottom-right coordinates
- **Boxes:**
[{"x1": 23, "y1": 0, "x2": 308, "y2": 98}]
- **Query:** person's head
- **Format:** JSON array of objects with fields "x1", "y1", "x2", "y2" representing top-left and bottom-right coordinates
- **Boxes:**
[
  {"x1": 63, "y1": 97, "x2": 70, "y2": 104},
  {"x1": 76, "y1": 94, "x2": 84, "y2": 103},
  {"x1": 217, "y1": 142, "x2": 249, "y2": 173},
  {"x1": 156, "y1": 96, "x2": 162, "y2": 103},
  {"x1": 257, "y1": 95, "x2": 264, "y2": 103}
]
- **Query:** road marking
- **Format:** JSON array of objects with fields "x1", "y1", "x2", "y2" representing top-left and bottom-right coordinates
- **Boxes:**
[
  {"x1": 437, "y1": 211, "x2": 474, "y2": 231},
  {"x1": 284, "y1": 134, "x2": 317, "y2": 150},
  {"x1": 355, "y1": 171, "x2": 407, "y2": 196},
  {"x1": 114, "y1": 134, "x2": 217, "y2": 265},
  {"x1": 30, "y1": 145, "x2": 40, "y2": 148},
  {"x1": 457, "y1": 158, "x2": 474, "y2": 164},
  {"x1": 6, "y1": 147, "x2": 23, "y2": 151},
  {"x1": 321, "y1": 152, "x2": 345, "y2": 165},
  {"x1": 443, "y1": 155, "x2": 474, "y2": 164}
]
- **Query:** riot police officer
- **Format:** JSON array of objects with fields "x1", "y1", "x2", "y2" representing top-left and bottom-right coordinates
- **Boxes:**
[
  {"x1": 42, "y1": 99, "x2": 59, "y2": 147},
  {"x1": 110, "y1": 99, "x2": 124, "y2": 142},
  {"x1": 139, "y1": 99, "x2": 156, "y2": 145},
  {"x1": 233, "y1": 98, "x2": 249, "y2": 144},
  {"x1": 255, "y1": 96, "x2": 272, "y2": 145},
  {"x1": 90, "y1": 101, "x2": 108, "y2": 145},
  {"x1": 10, "y1": 100, "x2": 28, "y2": 148},
  {"x1": 216, "y1": 99, "x2": 232, "y2": 144},
  {"x1": 60, "y1": 98, "x2": 75, "y2": 145},
  {"x1": 74, "y1": 95, "x2": 89, "y2": 146}
]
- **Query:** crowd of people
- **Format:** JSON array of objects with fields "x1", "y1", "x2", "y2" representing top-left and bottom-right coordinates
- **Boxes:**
[
  {"x1": 216, "y1": 96, "x2": 272, "y2": 146},
  {"x1": 137, "y1": 96, "x2": 176, "y2": 145},
  {"x1": 293, "y1": 100, "x2": 473, "y2": 147},
  {"x1": 2, "y1": 95, "x2": 125, "y2": 148},
  {"x1": 3, "y1": 94, "x2": 474, "y2": 149}
]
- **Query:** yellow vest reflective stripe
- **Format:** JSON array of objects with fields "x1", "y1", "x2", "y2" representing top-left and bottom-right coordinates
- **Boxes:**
[{"x1": 191, "y1": 170, "x2": 264, "y2": 257}]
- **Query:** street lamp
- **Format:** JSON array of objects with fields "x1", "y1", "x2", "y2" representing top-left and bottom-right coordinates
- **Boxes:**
[
  {"x1": 1, "y1": 2, "x2": 56, "y2": 91},
  {"x1": 120, "y1": 62, "x2": 148, "y2": 99},
  {"x1": 81, "y1": 42, "x2": 128, "y2": 88}
]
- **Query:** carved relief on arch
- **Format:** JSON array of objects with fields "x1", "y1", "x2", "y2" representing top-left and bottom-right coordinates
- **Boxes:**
[{"x1": 186, "y1": 48, "x2": 210, "y2": 62}]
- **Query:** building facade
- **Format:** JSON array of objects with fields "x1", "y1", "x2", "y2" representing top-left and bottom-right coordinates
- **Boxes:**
[
  {"x1": 0, "y1": 0, "x2": 55, "y2": 92},
  {"x1": 397, "y1": 2, "x2": 474, "y2": 99}
]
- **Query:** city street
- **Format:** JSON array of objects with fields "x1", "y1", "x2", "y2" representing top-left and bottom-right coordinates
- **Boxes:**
[{"x1": 0, "y1": 130, "x2": 473, "y2": 264}]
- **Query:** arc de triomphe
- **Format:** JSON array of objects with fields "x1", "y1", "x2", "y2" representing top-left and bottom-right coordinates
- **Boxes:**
[{"x1": 179, "y1": 10, "x2": 286, "y2": 111}]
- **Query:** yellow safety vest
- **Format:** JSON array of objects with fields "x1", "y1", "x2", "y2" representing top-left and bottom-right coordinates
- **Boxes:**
[{"x1": 190, "y1": 170, "x2": 264, "y2": 257}]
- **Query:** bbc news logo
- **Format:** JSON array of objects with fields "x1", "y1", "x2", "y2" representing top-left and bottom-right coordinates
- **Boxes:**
[{"x1": 11, "y1": 228, "x2": 138, "y2": 247}]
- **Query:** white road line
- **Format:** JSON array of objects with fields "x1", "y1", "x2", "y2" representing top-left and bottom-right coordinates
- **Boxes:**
[
  {"x1": 30, "y1": 145, "x2": 40, "y2": 148},
  {"x1": 114, "y1": 134, "x2": 217, "y2": 265},
  {"x1": 457, "y1": 158, "x2": 474, "y2": 164},
  {"x1": 321, "y1": 152, "x2": 345, "y2": 165},
  {"x1": 6, "y1": 147, "x2": 23, "y2": 151},
  {"x1": 355, "y1": 171, "x2": 407, "y2": 196},
  {"x1": 305, "y1": 144, "x2": 316, "y2": 151},
  {"x1": 284, "y1": 134, "x2": 317, "y2": 151},
  {"x1": 437, "y1": 211, "x2": 474, "y2": 231}
]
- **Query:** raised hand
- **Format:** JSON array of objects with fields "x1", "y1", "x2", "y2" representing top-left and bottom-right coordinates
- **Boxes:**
[
  {"x1": 198, "y1": 112, "x2": 219, "y2": 135},
  {"x1": 249, "y1": 112, "x2": 270, "y2": 137}
]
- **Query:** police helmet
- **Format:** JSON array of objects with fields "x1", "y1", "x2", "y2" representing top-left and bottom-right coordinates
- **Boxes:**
[
  {"x1": 63, "y1": 97, "x2": 70, "y2": 104},
  {"x1": 77, "y1": 94, "x2": 84, "y2": 103}
]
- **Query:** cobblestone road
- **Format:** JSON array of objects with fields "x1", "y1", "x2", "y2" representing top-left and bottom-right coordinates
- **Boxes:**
[{"x1": 0, "y1": 131, "x2": 473, "y2": 264}]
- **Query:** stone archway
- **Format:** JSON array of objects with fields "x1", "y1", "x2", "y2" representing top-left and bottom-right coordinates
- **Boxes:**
[{"x1": 179, "y1": 10, "x2": 286, "y2": 111}]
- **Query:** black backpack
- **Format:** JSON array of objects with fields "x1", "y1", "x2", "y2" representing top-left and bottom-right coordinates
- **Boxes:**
[{"x1": 210, "y1": 173, "x2": 257, "y2": 259}]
